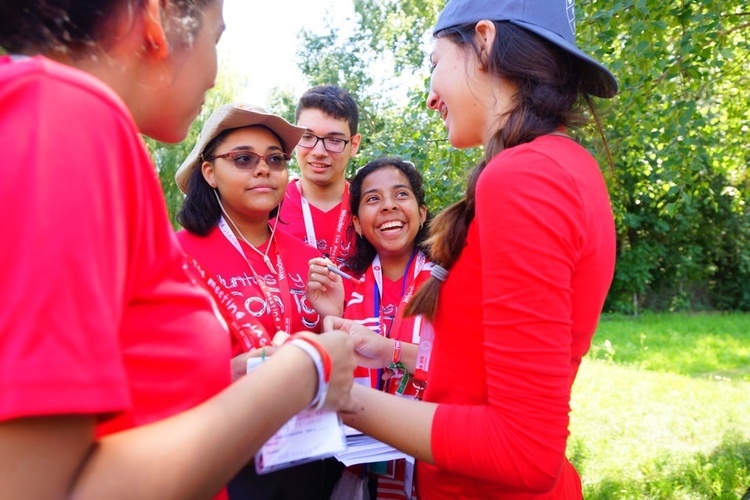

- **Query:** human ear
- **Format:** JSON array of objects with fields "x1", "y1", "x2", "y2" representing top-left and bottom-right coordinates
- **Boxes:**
[
  {"x1": 419, "y1": 205, "x2": 427, "y2": 227},
  {"x1": 348, "y1": 133, "x2": 362, "y2": 158},
  {"x1": 143, "y1": 0, "x2": 170, "y2": 59},
  {"x1": 474, "y1": 20, "x2": 497, "y2": 70},
  {"x1": 201, "y1": 161, "x2": 217, "y2": 188},
  {"x1": 352, "y1": 216, "x2": 363, "y2": 237}
]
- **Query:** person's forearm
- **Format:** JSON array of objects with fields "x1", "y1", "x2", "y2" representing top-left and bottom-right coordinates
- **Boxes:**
[
  {"x1": 342, "y1": 383, "x2": 436, "y2": 464},
  {"x1": 398, "y1": 341, "x2": 418, "y2": 374},
  {"x1": 73, "y1": 345, "x2": 317, "y2": 499}
]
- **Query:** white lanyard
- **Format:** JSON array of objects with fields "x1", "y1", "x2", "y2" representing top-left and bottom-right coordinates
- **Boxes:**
[
  {"x1": 217, "y1": 217, "x2": 292, "y2": 334},
  {"x1": 300, "y1": 195, "x2": 318, "y2": 249},
  {"x1": 297, "y1": 180, "x2": 349, "y2": 263}
]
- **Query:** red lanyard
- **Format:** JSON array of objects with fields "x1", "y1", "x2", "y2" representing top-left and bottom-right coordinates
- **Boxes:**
[
  {"x1": 298, "y1": 180, "x2": 350, "y2": 264},
  {"x1": 218, "y1": 217, "x2": 293, "y2": 335},
  {"x1": 185, "y1": 256, "x2": 272, "y2": 351},
  {"x1": 372, "y1": 249, "x2": 425, "y2": 340}
]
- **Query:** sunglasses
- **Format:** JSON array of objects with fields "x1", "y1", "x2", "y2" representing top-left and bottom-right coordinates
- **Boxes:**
[{"x1": 204, "y1": 150, "x2": 291, "y2": 171}]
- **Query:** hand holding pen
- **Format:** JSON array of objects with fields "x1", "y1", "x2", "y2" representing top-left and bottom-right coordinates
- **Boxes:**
[{"x1": 307, "y1": 257, "x2": 350, "y2": 318}]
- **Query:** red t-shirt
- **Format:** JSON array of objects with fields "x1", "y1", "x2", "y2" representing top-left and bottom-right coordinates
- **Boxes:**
[
  {"x1": 275, "y1": 179, "x2": 354, "y2": 266},
  {"x1": 177, "y1": 226, "x2": 324, "y2": 354},
  {"x1": 344, "y1": 252, "x2": 432, "y2": 396},
  {"x1": 344, "y1": 253, "x2": 431, "y2": 499},
  {"x1": 0, "y1": 57, "x2": 231, "y2": 437},
  {"x1": 418, "y1": 136, "x2": 616, "y2": 499}
]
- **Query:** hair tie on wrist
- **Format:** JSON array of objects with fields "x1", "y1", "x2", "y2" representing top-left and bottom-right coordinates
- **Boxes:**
[{"x1": 430, "y1": 264, "x2": 448, "y2": 282}]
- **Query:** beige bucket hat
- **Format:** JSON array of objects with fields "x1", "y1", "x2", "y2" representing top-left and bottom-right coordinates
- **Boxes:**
[{"x1": 175, "y1": 103, "x2": 306, "y2": 194}]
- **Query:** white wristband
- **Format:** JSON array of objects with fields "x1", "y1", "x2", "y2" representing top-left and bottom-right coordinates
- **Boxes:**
[{"x1": 290, "y1": 339, "x2": 328, "y2": 411}]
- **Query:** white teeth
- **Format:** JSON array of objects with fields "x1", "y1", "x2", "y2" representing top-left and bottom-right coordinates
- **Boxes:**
[{"x1": 379, "y1": 221, "x2": 404, "y2": 230}]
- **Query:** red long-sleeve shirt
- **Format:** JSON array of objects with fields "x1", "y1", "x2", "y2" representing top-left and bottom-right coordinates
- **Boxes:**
[{"x1": 418, "y1": 135, "x2": 616, "y2": 499}]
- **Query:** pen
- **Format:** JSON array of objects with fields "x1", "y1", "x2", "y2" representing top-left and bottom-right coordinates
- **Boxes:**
[{"x1": 326, "y1": 265, "x2": 354, "y2": 281}]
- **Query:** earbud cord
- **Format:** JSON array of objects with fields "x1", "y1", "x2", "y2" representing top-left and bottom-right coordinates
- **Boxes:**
[{"x1": 213, "y1": 189, "x2": 279, "y2": 274}]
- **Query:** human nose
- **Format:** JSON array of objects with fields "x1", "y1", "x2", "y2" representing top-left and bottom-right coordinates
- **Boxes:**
[
  {"x1": 426, "y1": 88, "x2": 439, "y2": 110},
  {"x1": 252, "y1": 158, "x2": 271, "y2": 176},
  {"x1": 380, "y1": 196, "x2": 398, "y2": 212},
  {"x1": 310, "y1": 137, "x2": 328, "y2": 155}
]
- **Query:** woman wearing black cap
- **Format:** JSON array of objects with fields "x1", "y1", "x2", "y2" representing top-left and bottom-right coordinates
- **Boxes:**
[{"x1": 330, "y1": 0, "x2": 618, "y2": 498}]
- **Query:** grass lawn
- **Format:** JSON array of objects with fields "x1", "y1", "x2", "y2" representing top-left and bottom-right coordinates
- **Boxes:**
[{"x1": 569, "y1": 312, "x2": 750, "y2": 499}]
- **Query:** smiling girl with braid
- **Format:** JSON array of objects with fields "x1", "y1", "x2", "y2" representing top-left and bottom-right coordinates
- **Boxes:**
[{"x1": 327, "y1": 0, "x2": 619, "y2": 498}]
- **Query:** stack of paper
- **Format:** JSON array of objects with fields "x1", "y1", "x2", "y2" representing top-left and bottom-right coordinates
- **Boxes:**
[{"x1": 334, "y1": 426, "x2": 410, "y2": 467}]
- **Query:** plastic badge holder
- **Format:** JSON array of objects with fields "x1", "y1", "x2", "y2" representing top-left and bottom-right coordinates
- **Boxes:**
[{"x1": 247, "y1": 357, "x2": 347, "y2": 474}]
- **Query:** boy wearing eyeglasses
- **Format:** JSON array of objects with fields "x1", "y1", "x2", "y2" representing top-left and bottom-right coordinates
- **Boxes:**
[
  {"x1": 276, "y1": 85, "x2": 361, "y2": 271},
  {"x1": 275, "y1": 84, "x2": 361, "y2": 499}
]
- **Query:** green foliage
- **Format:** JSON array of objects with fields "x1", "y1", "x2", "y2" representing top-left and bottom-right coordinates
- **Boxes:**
[
  {"x1": 144, "y1": 0, "x2": 750, "y2": 312},
  {"x1": 577, "y1": 1, "x2": 750, "y2": 312},
  {"x1": 286, "y1": 0, "x2": 750, "y2": 312}
]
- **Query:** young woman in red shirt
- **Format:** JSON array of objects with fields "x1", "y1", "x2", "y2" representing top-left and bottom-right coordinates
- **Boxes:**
[
  {"x1": 0, "y1": 3, "x2": 356, "y2": 499},
  {"x1": 329, "y1": 0, "x2": 619, "y2": 498},
  {"x1": 175, "y1": 102, "x2": 342, "y2": 500},
  {"x1": 308, "y1": 157, "x2": 432, "y2": 499}
]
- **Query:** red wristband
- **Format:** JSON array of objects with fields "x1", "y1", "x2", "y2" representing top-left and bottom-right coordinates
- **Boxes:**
[
  {"x1": 292, "y1": 334, "x2": 331, "y2": 383},
  {"x1": 392, "y1": 340, "x2": 401, "y2": 365}
]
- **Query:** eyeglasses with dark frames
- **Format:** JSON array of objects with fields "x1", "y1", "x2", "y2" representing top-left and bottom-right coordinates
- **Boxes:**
[
  {"x1": 297, "y1": 132, "x2": 354, "y2": 154},
  {"x1": 204, "y1": 150, "x2": 291, "y2": 171}
]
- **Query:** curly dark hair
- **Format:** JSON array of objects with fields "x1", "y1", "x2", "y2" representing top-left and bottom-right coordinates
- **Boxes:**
[{"x1": 345, "y1": 156, "x2": 431, "y2": 275}]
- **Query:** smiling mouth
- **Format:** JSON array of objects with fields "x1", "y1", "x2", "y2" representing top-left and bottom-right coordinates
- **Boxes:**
[{"x1": 378, "y1": 221, "x2": 404, "y2": 231}]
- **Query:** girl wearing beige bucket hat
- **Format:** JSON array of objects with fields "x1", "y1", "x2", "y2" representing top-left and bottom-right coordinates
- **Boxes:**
[
  {"x1": 332, "y1": 1, "x2": 618, "y2": 499},
  {"x1": 176, "y1": 103, "x2": 339, "y2": 500},
  {"x1": 0, "y1": 2, "x2": 356, "y2": 499}
]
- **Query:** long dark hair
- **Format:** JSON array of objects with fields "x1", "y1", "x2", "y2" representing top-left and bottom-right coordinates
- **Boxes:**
[
  {"x1": 346, "y1": 156, "x2": 431, "y2": 275},
  {"x1": 0, "y1": 0, "x2": 213, "y2": 55},
  {"x1": 405, "y1": 21, "x2": 590, "y2": 320},
  {"x1": 176, "y1": 126, "x2": 283, "y2": 236}
]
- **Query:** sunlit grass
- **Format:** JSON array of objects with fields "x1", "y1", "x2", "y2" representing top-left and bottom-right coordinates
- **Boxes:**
[
  {"x1": 589, "y1": 312, "x2": 750, "y2": 381},
  {"x1": 569, "y1": 312, "x2": 750, "y2": 498}
]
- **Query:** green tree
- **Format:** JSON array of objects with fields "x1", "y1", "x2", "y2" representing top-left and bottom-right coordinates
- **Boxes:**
[
  {"x1": 577, "y1": 1, "x2": 750, "y2": 311},
  {"x1": 286, "y1": 0, "x2": 750, "y2": 312},
  {"x1": 270, "y1": 0, "x2": 476, "y2": 213},
  {"x1": 143, "y1": 0, "x2": 750, "y2": 311}
]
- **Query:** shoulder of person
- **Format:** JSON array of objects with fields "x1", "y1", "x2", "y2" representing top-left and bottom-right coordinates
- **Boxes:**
[{"x1": 9, "y1": 56, "x2": 132, "y2": 127}]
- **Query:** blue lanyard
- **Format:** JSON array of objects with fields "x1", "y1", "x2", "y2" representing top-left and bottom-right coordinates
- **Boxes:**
[{"x1": 372, "y1": 247, "x2": 418, "y2": 323}]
